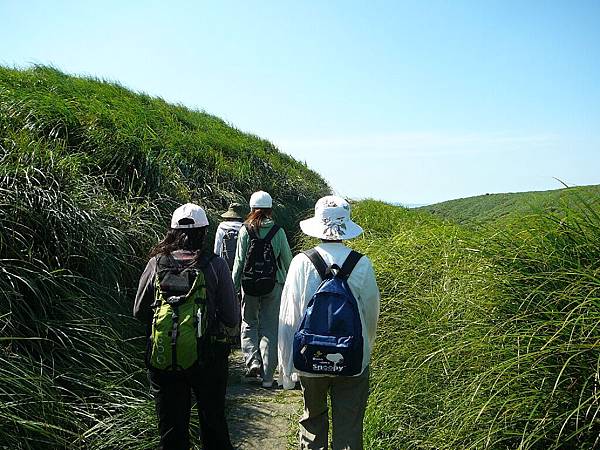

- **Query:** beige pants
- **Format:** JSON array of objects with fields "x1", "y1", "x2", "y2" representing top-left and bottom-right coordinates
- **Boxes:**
[{"x1": 299, "y1": 367, "x2": 370, "y2": 450}]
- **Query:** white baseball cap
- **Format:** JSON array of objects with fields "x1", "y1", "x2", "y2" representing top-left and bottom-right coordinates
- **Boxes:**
[
  {"x1": 300, "y1": 196, "x2": 363, "y2": 240},
  {"x1": 171, "y1": 203, "x2": 209, "y2": 229},
  {"x1": 249, "y1": 191, "x2": 273, "y2": 208}
]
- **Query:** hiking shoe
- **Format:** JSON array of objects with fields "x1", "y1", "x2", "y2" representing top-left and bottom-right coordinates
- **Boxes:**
[
  {"x1": 261, "y1": 380, "x2": 277, "y2": 388},
  {"x1": 245, "y1": 361, "x2": 261, "y2": 378}
]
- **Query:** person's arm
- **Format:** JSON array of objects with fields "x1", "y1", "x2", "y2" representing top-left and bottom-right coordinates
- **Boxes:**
[
  {"x1": 213, "y1": 224, "x2": 225, "y2": 255},
  {"x1": 232, "y1": 225, "x2": 249, "y2": 292},
  {"x1": 212, "y1": 257, "x2": 240, "y2": 328},
  {"x1": 278, "y1": 255, "x2": 308, "y2": 389},
  {"x1": 133, "y1": 258, "x2": 157, "y2": 323},
  {"x1": 359, "y1": 257, "x2": 381, "y2": 349},
  {"x1": 277, "y1": 228, "x2": 293, "y2": 273}
]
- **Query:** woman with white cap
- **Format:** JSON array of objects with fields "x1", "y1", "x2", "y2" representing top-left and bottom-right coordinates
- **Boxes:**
[
  {"x1": 133, "y1": 203, "x2": 238, "y2": 450},
  {"x1": 277, "y1": 195, "x2": 380, "y2": 450},
  {"x1": 232, "y1": 190, "x2": 292, "y2": 387}
]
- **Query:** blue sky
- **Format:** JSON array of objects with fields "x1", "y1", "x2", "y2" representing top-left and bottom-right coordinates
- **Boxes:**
[{"x1": 1, "y1": 0, "x2": 598, "y2": 204}]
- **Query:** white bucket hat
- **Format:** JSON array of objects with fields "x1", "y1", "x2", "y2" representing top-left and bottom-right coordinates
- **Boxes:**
[
  {"x1": 300, "y1": 196, "x2": 363, "y2": 240},
  {"x1": 171, "y1": 203, "x2": 209, "y2": 229},
  {"x1": 249, "y1": 191, "x2": 273, "y2": 208}
]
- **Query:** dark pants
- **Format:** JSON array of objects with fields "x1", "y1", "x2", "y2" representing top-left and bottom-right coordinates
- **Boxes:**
[{"x1": 147, "y1": 346, "x2": 233, "y2": 450}]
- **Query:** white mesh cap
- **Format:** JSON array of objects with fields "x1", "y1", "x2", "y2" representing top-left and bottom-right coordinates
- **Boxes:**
[
  {"x1": 171, "y1": 203, "x2": 209, "y2": 229},
  {"x1": 249, "y1": 191, "x2": 273, "y2": 208}
]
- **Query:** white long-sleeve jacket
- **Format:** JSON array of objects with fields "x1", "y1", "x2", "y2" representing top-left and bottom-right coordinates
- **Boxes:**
[
  {"x1": 278, "y1": 242, "x2": 380, "y2": 389},
  {"x1": 213, "y1": 220, "x2": 243, "y2": 257}
]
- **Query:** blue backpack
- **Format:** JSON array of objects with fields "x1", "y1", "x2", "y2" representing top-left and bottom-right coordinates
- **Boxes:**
[{"x1": 293, "y1": 249, "x2": 364, "y2": 376}]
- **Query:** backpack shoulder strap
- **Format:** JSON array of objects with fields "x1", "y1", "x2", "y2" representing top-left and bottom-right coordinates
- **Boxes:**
[
  {"x1": 197, "y1": 254, "x2": 218, "y2": 301},
  {"x1": 155, "y1": 254, "x2": 166, "y2": 268},
  {"x1": 303, "y1": 248, "x2": 328, "y2": 280},
  {"x1": 244, "y1": 223, "x2": 258, "y2": 240},
  {"x1": 263, "y1": 224, "x2": 280, "y2": 242},
  {"x1": 194, "y1": 252, "x2": 216, "y2": 270},
  {"x1": 338, "y1": 250, "x2": 363, "y2": 279}
]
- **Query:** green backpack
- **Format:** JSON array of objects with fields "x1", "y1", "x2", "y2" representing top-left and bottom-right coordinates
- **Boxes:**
[{"x1": 148, "y1": 253, "x2": 214, "y2": 371}]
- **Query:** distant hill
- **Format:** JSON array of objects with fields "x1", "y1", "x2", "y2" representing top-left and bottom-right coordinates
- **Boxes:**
[{"x1": 419, "y1": 184, "x2": 600, "y2": 225}]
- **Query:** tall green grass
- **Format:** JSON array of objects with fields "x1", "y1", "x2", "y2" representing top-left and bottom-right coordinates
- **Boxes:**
[
  {"x1": 0, "y1": 65, "x2": 329, "y2": 449},
  {"x1": 351, "y1": 198, "x2": 599, "y2": 449}
]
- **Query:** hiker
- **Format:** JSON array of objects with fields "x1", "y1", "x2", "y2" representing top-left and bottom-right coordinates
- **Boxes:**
[
  {"x1": 214, "y1": 202, "x2": 245, "y2": 271},
  {"x1": 133, "y1": 203, "x2": 238, "y2": 450},
  {"x1": 232, "y1": 190, "x2": 292, "y2": 388},
  {"x1": 278, "y1": 195, "x2": 380, "y2": 450},
  {"x1": 214, "y1": 202, "x2": 246, "y2": 346}
]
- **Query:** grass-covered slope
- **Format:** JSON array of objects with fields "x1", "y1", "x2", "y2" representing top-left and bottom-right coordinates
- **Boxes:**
[
  {"x1": 0, "y1": 65, "x2": 329, "y2": 449},
  {"x1": 420, "y1": 184, "x2": 600, "y2": 226},
  {"x1": 350, "y1": 199, "x2": 599, "y2": 449}
]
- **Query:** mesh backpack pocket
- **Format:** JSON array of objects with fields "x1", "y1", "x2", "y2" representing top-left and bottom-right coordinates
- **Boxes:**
[{"x1": 293, "y1": 249, "x2": 364, "y2": 376}]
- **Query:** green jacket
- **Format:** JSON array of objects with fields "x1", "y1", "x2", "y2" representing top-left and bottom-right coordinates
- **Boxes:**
[{"x1": 232, "y1": 219, "x2": 292, "y2": 292}]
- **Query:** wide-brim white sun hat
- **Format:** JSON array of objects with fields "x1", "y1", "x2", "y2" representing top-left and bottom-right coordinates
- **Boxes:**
[
  {"x1": 249, "y1": 191, "x2": 273, "y2": 208},
  {"x1": 300, "y1": 196, "x2": 363, "y2": 240},
  {"x1": 171, "y1": 203, "x2": 209, "y2": 229}
]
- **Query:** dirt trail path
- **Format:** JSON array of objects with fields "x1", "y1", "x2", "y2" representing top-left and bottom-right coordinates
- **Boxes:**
[{"x1": 226, "y1": 350, "x2": 302, "y2": 450}]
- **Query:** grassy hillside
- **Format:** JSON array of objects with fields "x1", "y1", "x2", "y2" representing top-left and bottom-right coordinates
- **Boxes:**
[
  {"x1": 0, "y1": 65, "x2": 329, "y2": 449},
  {"x1": 420, "y1": 184, "x2": 600, "y2": 226},
  {"x1": 350, "y1": 199, "x2": 599, "y2": 449}
]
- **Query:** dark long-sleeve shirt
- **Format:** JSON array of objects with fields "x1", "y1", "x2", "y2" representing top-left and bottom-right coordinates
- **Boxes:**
[{"x1": 133, "y1": 250, "x2": 240, "y2": 330}]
